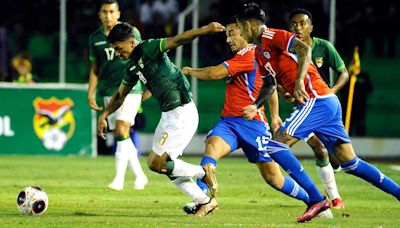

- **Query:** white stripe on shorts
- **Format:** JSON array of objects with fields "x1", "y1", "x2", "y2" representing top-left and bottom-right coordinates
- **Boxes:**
[{"x1": 286, "y1": 98, "x2": 316, "y2": 136}]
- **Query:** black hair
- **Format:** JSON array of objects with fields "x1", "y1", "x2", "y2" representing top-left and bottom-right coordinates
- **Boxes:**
[
  {"x1": 236, "y1": 2, "x2": 266, "y2": 23},
  {"x1": 107, "y1": 22, "x2": 134, "y2": 43},
  {"x1": 289, "y1": 8, "x2": 313, "y2": 23},
  {"x1": 99, "y1": 0, "x2": 119, "y2": 10},
  {"x1": 224, "y1": 15, "x2": 238, "y2": 26}
]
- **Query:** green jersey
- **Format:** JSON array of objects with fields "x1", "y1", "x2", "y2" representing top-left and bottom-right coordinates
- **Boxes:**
[
  {"x1": 122, "y1": 38, "x2": 192, "y2": 112},
  {"x1": 311, "y1": 37, "x2": 345, "y2": 86},
  {"x1": 89, "y1": 25, "x2": 144, "y2": 96}
]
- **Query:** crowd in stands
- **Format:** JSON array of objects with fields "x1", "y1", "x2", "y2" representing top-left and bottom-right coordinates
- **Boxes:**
[{"x1": 0, "y1": 0, "x2": 398, "y2": 82}]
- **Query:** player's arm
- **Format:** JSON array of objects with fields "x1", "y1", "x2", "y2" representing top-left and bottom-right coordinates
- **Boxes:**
[
  {"x1": 289, "y1": 37, "x2": 312, "y2": 104},
  {"x1": 182, "y1": 64, "x2": 228, "y2": 80},
  {"x1": 88, "y1": 63, "x2": 102, "y2": 111},
  {"x1": 267, "y1": 90, "x2": 282, "y2": 132},
  {"x1": 164, "y1": 22, "x2": 225, "y2": 51},
  {"x1": 97, "y1": 82, "x2": 134, "y2": 139},
  {"x1": 243, "y1": 75, "x2": 276, "y2": 120},
  {"x1": 331, "y1": 67, "x2": 349, "y2": 93}
]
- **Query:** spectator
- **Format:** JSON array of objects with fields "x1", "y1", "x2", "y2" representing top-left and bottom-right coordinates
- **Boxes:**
[{"x1": 11, "y1": 53, "x2": 36, "y2": 83}]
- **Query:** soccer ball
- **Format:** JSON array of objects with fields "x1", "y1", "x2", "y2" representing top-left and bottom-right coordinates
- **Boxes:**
[{"x1": 17, "y1": 186, "x2": 48, "y2": 215}]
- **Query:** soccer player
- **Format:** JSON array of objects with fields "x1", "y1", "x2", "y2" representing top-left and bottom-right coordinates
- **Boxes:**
[
  {"x1": 237, "y1": 2, "x2": 400, "y2": 220},
  {"x1": 88, "y1": 0, "x2": 148, "y2": 191},
  {"x1": 181, "y1": 18, "x2": 315, "y2": 214},
  {"x1": 97, "y1": 22, "x2": 225, "y2": 217},
  {"x1": 286, "y1": 8, "x2": 349, "y2": 208}
]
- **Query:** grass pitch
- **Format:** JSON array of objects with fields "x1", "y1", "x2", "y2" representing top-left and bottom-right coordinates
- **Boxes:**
[{"x1": 0, "y1": 155, "x2": 399, "y2": 227}]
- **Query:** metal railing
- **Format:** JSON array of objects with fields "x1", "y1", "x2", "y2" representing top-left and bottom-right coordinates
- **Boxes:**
[{"x1": 175, "y1": 0, "x2": 199, "y2": 105}]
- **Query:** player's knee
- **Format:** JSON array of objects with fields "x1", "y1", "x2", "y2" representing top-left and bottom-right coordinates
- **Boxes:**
[
  {"x1": 308, "y1": 137, "x2": 328, "y2": 159},
  {"x1": 147, "y1": 153, "x2": 161, "y2": 173},
  {"x1": 147, "y1": 152, "x2": 168, "y2": 174},
  {"x1": 114, "y1": 121, "x2": 130, "y2": 137}
]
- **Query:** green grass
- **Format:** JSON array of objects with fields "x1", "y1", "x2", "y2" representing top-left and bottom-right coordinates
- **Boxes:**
[{"x1": 0, "y1": 156, "x2": 399, "y2": 227}]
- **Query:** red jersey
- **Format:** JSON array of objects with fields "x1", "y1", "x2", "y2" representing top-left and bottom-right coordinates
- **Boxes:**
[
  {"x1": 222, "y1": 45, "x2": 267, "y2": 122},
  {"x1": 255, "y1": 27, "x2": 333, "y2": 98}
]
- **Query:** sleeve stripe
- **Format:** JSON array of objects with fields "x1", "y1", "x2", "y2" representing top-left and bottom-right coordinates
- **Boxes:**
[
  {"x1": 222, "y1": 62, "x2": 229, "y2": 69},
  {"x1": 160, "y1": 38, "x2": 166, "y2": 52}
]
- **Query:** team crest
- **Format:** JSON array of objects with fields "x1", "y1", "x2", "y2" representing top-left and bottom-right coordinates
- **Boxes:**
[
  {"x1": 263, "y1": 51, "x2": 271, "y2": 59},
  {"x1": 315, "y1": 57, "x2": 323, "y2": 68},
  {"x1": 33, "y1": 97, "x2": 75, "y2": 151}
]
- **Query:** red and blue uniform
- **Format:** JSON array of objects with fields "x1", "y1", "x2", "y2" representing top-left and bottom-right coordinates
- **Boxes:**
[
  {"x1": 255, "y1": 27, "x2": 350, "y2": 153},
  {"x1": 207, "y1": 45, "x2": 272, "y2": 163}
]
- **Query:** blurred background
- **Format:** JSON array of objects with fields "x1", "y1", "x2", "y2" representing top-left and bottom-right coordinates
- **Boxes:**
[{"x1": 0, "y1": 0, "x2": 399, "y2": 156}]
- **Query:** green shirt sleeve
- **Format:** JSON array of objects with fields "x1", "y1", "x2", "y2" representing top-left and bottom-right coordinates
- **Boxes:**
[
  {"x1": 325, "y1": 40, "x2": 345, "y2": 73},
  {"x1": 142, "y1": 38, "x2": 167, "y2": 59}
]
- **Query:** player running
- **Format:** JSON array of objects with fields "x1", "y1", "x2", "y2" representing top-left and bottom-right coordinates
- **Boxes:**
[
  {"x1": 286, "y1": 8, "x2": 349, "y2": 208},
  {"x1": 181, "y1": 18, "x2": 317, "y2": 215},
  {"x1": 238, "y1": 3, "x2": 400, "y2": 222},
  {"x1": 97, "y1": 21, "x2": 225, "y2": 217},
  {"x1": 88, "y1": 0, "x2": 148, "y2": 191}
]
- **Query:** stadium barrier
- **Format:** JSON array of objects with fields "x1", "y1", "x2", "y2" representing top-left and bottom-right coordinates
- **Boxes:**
[{"x1": 0, "y1": 83, "x2": 96, "y2": 156}]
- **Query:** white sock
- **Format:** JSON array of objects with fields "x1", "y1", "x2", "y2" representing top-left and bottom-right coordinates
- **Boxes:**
[
  {"x1": 317, "y1": 164, "x2": 341, "y2": 200},
  {"x1": 122, "y1": 138, "x2": 147, "y2": 179},
  {"x1": 172, "y1": 159, "x2": 205, "y2": 179},
  {"x1": 113, "y1": 142, "x2": 129, "y2": 182},
  {"x1": 172, "y1": 176, "x2": 210, "y2": 204}
]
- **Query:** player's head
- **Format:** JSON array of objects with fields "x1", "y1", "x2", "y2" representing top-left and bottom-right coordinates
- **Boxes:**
[
  {"x1": 225, "y1": 16, "x2": 248, "y2": 53},
  {"x1": 236, "y1": 2, "x2": 266, "y2": 43},
  {"x1": 288, "y1": 8, "x2": 313, "y2": 40},
  {"x1": 108, "y1": 22, "x2": 138, "y2": 60},
  {"x1": 98, "y1": 0, "x2": 120, "y2": 28}
]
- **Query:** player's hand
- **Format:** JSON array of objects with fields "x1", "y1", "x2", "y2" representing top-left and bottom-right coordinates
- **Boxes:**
[
  {"x1": 97, "y1": 114, "x2": 108, "y2": 139},
  {"x1": 202, "y1": 22, "x2": 225, "y2": 34},
  {"x1": 181, "y1": 67, "x2": 191, "y2": 76},
  {"x1": 270, "y1": 116, "x2": 283, "y2": 133},
  {"x1": 293, "y1": 80, "x2": 309, "y2": 104},
  {"x1": 88, "y1": 97, "x2": 102, "y2": 111},
  {"x1": 282, "y1": 92, "x2": 295, "y2": 103},
  {"x1": 242, "y1": 105, "x2": 257, "y2": 120}
]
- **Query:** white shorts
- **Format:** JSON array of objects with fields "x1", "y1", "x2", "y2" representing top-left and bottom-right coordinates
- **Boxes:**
[
  {"x1": 104, "y1": 94, "x2": 142, "y2": 130},
  {"x1": 152, "y1": 101, "x2": 198, "y2": 160}
]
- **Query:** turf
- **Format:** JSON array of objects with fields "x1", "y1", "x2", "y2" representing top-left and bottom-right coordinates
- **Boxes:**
[{"x1": 0, "y1": 156, "x2": 399, "y2": 227}]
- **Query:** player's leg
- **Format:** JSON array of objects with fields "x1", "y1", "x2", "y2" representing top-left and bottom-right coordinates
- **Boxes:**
[
  {"x1": 104, "y1": 97, "x2": 128, "y2": 190},
  {"x1": 329, "y1": 152, "x2": 342, "y2": 172},
  {"x1": 306, "y1": 134, "x2": 344, "y2": 208},
  {"x1": 114, "y1": 94, "x2": 148, "y2": 190},
  {"x1": 270, "y1": 132, "x2": 327, "y2": 205},
  {"x1": 320, "y1": 96, "x2": 400, "y2": 200},
  {"x1": 256, "y1": 161, "x2": 310, "y2": 205},
  {"x1": 198, "y1": 136, "x2": 231, "y2": 197},
  {"x1": 334, "y1": 143, "x2": 400, "y2": 200},
  {"x1": 197, "y1": 119, "x2": 237, "y2": 196},
  {"x1": 273, "y1": 98, "x2": 331, "y2": 222},
  {"x1": 148, "y1": 102, "x2": 217, "y2": 216}
]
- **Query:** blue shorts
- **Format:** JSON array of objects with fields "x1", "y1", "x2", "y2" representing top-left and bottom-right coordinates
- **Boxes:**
[
  {"x1": 279, "y1": 96, "x2": 350, "y2": 153},
  {"x1": 207, "y1": 117, "x2": 273, "y2": 163}
]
